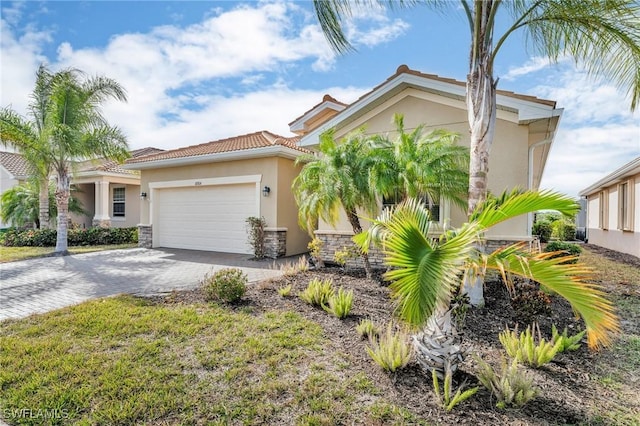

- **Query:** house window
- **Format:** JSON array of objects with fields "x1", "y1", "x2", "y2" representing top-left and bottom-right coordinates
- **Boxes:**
[
  {"x1": 618, "y1": 181, "x2": 634, "y2": 231},
  {"x1": 598, "y1": 190, "x2": 608, "y2": 230},
  {"x1": 382, "y1": 192, "x2": 440, "y2": 222},
  {"x1": 113, "y1": 187, "x2": 125, "y2": 217}
]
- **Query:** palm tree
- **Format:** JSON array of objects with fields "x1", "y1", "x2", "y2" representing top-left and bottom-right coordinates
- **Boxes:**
[
  {"x1": 0, "y1": 180, "x2": 87, "y2": 228},
  {"x1": 1, "y1": 66, "x2": 129, "y2": 254},
  {"x1": 357, "y1": 189, "x2": 619, "y2": 354},
  {"x1": 0, "y1": 65, "x2": 56, "y2": 229},
  {"x1": 293, "y1": 129, "x2": 378, "y2": 279},
  {"x1": 313, "y1": 0, "x2": 640, "y2": 304},
  {"x1": 368, "y1": 113, "x2": 469, "y2": 217}
]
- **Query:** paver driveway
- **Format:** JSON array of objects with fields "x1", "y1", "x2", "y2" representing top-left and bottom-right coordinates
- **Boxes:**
[{"x1": 0, "y1": 248, "x2": 293, "y2": 321}]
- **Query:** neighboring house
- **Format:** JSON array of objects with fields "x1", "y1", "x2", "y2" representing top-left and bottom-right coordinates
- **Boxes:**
[
  {"x1": 293, "y1": 65, "x2": 563, "y2": 257},
  {"x1": 123, "y1": 131, "x2": 310, "y2": 257},
  {"x1": 0, "y1": 151, "x2": 29, "y2": 228},
  {"x1": 579, "y1": 157, "x2": 640, "y2": 258},
  {"x1": 0, "y1": 148, "x2": 162, "y2": 229}
]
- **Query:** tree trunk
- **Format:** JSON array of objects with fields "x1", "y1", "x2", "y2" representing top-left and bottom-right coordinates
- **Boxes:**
[
  {"x1": 463, "y1": 1, "x2": 498, "y2": 306},
  {"x1": 38, "y1": 178, "x2": 50, "y2": 229},
  {"x1": 54, "y1": 171, "x2": 71, "y2": 255},
  {"x1": 345, "y1": 208, "x2": 373, "y2": 280}
]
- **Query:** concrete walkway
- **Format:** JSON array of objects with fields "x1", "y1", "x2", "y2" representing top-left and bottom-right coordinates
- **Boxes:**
[{"x1": 0, "y1": 248, "x2": 295, "y2": 322}]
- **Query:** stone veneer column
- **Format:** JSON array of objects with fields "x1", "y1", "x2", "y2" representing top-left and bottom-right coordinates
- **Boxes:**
[
  {"x1": 264, "y1": 228, "x2": 287, "y2": 258},
  {"x1": 314, "y1": 231, "x2": 385, "y2": 268},
  {"x1": 92, "y1": 180, "x2": 111, "y2": 227},
  {"x1": 137, "y1": 225, "x2": 152, "y2": 248}
]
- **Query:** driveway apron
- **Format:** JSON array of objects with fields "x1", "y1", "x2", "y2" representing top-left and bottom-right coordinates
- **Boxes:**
[{"x1": 0, "y1": 248, "x2": 291, "y2": 321}]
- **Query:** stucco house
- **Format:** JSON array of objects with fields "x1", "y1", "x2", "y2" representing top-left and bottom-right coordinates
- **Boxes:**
[
  {"x1": 123, "y1": 131, "x2": 311, "y2": 258},
  {"x1": 124, "y1": 65, "x2": 562, "y2": 261},
  {"x1": 0, "y1": 151, "x2": 29, "y2": 228},
  {"x1": 293, "y1": 65, "x2": 562, "y2": 259},
  {"x1": 0, "y1": 148, "x2": 161, "y2": 229},
  {"x1": 579, "y1": 156, "x2": 640, "y2": 258}
]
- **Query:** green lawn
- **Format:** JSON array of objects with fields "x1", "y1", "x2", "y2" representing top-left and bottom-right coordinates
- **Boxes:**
[
  {"x1": 0, "y1": 296, "x2": 416, "y2": 425},
  {"x1": 0, "y1": 244, "x2": 138, "y2": 263}
]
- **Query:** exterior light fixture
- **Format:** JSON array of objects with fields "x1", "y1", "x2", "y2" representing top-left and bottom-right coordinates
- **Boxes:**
[
  {"x1": 140, "y1": 192, "x2": 147, "y2": 199},
  {"x1": 262, "y1": 186, "x2": 271, "y2": 197}
]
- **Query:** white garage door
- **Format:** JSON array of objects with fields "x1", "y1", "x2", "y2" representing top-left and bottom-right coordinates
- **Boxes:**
[{"x1": 154, "y1": 183, "x2": 257, "y2": 254}]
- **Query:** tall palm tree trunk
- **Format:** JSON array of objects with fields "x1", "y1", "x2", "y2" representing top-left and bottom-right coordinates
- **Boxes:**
[
  {"x1": 54, "y1": 172, "x2": 71, "y2": 254},
  {"x1": 38, "y1": 178, "x2": 50, "y2": 229},
  {"x1": 463, "y1": 1, "x2": 497, "y2": 306},
  {"x1": 345, "y1": 208, "x2": 373, "y2": 280}
]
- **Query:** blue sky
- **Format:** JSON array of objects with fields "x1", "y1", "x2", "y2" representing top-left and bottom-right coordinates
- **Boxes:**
[{"x1": 1, "y1": 1, "x2": 638, "y2": 198}]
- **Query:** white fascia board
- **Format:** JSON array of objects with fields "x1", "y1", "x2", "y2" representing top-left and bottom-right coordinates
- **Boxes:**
[
  {"x1": 299, "y1": 72, "x2": 561, "y2": 147},
  {"x1": 289, "y1": 101, "x2": 346, "y2": 133},
  {"x1": 579, "y1": 156, "x2": 640, "y2": 196},
  {"x1": 122, "y1": 145, "x2": 304, "y2": 170}
]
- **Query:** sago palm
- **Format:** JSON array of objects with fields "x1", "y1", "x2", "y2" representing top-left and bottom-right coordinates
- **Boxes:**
[
  {"x1": 368, "y1": 113, "x2": 469, "y2": 214},
  {"x1": 357, "y1": 189, "x2": 619, "y2": 362},
  {"x1": 293, "y1": 129, "x2": 378, "y2": 279}
]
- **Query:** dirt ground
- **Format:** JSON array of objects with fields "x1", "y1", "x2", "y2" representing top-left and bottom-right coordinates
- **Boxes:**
[{"x1": 154, "y1": 245, "x2": 640, "y2": 425}]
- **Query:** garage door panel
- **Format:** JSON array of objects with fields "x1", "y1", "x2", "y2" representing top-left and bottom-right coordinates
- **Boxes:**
[{"x1": 154, "y1": 183, "x2": 256, "y2": 254}]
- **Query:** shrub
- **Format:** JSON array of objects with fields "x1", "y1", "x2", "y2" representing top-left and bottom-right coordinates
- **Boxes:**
[
  {"x1": 510, "y1": 283, "x2": 552, "y2": 324},
  {"x1": 499, "y1": 324, "x2": 562, "y2": 368},
  {"x1": 2, "y1": 227, "x2": 137, "y2": 247},
  {"x1": 246, "y1": 216, "x2": 267, "y2": 259},
  {"x1": 299, "y1": 278, "x2": 334, "y2": 307},
  {"x1": 307, "y1": 237, "x2": 325, "y2": 267},
  {"x1": 356, "y1": 319, "x2": 380, "y2": 340},
  {"x1": 432, "y1": 367, "x2": 479, "y2": 412},
  {"x1": 552, "y1": 220, "x2": 576, "y2": 241},
  {"x1": 476, "y1": 357, "x2": 538, "y2": 409},
  {"x1": 531, "y1": 221, "x2": 552, "y2": 243},
  {"x1": 551, "y1": 324, "x2": 586, "y2": 352},
  {"x1": 333, "y1": 245, "x2": 359, "y2": 267},
  {"x1": 277, "y1": 284, "x2": 292, "y2": 297},
  {"x1": 544, "y1": 241, "x2": 582, "y2": 264},
  {"x1": 201, "y1": 268, "x2": 247, "y2": 303},
  {"x1": 279, "y1": 256, "x2": 309, "y2": 276},
  {"x1": 323, "y1": 287, "x2": 354, "y2": 319},
  {"x1": 366, "y1": 323, "x2": 411, "y2": 373}
]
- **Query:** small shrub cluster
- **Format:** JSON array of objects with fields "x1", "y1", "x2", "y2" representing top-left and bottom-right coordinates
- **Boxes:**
[
  {"x1": 277, "y1": 284, "x2": 292, "y2": 297},
  {"x1": 510, "y1": 283, "x2": 552, "y2": 323},
  {"x1": 552, "y1": 220, "x2": 576, "y2": 241},
  {"x1": 299, "y1": 278, "x2": 334, "y2": 307},
  {"x1": 2, "y1": 227, "x2": 138, "y2": 247},
  {"x1": 201, "y1": 268, "x2": 247, "y2": 303},
  {"x1": 551, "y1": 325, "x2": 586, "y2": 352},
  {"x1": 333, "y1": 245, "x2": 359, "y2": 267},
  {"x1": 476, "y1": 357, "x2": 538, "y2": 409},
  {"x1": 323, "y1": 287, "x2": 354, "y2": 319},
  {"x1": 531, "y1": 221, "x2": 553, "y2": 243},
  {"x1": 366, "y1": 323, "x2": 411, "y2": 373},
  {"x1": 356, "y1": 319, "x2": 380, "y2": 340},
  {"x1": 499, "y1": 324, "x2": 562, "y2": 368},
  {"x1": 279, "y1": 257, "x2": 309, "y2": 276},
  {"x1": 544, "y1": 241, "x2": 582, "y2": 264},
  {"x1": 307, "y1": 237, "x2": 324, "y2": 267},
  {"x1": 432, "y1": 367, "x2": 478, "y2": 412}
]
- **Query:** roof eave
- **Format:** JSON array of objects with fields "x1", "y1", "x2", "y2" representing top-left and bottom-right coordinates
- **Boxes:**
[
  {"x1": 123, "y1": 145, "x2": 305, "y2": 170},
  {"x1": 579, "y1": 157, "x2": 640, "y2": 196}
]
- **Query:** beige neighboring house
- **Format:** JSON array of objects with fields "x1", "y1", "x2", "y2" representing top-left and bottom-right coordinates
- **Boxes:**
[
  {"x1": 0, "y1": 148, "x2": 161, "y2": 229},
  {"x1": 0, "y1": 151, "x2": 29, "y2": 228},
  {"x1": 292, "y1": 65, "x2": 563, "y2": 259},
  {"x1": 123, "y1": 131, "x2": 311, "y2": 257},
  {"x1": 579, "y1": 157, "x2": 640, "y2": 258}
]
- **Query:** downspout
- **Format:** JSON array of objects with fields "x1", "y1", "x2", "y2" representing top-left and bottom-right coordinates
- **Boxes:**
[{"x1": 527, "y1": 139, "x2": 552, "y2": 237}]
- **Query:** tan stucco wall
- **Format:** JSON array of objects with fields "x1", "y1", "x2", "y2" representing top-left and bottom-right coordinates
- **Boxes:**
[
  {"x1": 70, "y1": 183, "x2": 95, "y2": 229},
  {"x1": 318, "y1": 90, "x2": 531, "y2": 239},
  {"x1": 585, "y1": 173, "x2": 640, "y2": 258},
  {"x1": 139, "y1": 156, "x2": 309, "y2": 256}
]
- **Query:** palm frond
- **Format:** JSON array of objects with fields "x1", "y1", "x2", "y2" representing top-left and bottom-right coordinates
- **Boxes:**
[{"x1": 483, "y1": 244, "x2": 620, "y2": 349}]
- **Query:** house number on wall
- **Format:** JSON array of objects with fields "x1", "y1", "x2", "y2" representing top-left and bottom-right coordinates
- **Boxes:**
[{"x1": 195, "y1": 181, "x2": 202, "y2": 186}]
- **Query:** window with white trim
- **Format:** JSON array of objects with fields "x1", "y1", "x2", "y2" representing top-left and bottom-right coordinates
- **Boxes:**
[
  {"x1": 113, "y1": 187, "x2": 125, "y2": 217},
  {"x1": 598, "y1": 190, "x2": 608, "y2": 230},
  {"x1": 618, "y1": 180, "x2": 634, "y2": 231}
]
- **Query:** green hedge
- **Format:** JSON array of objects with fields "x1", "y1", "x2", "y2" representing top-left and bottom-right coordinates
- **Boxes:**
[
  {"x1": 543, "y1": 241, "x2": 582, "y2": 264},
  {"x1": 2, "y1": 227, "x2": 138, "y2": 247}
]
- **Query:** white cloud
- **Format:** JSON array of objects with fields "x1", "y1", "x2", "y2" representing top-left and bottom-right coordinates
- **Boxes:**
[{"x1": 502, "y1": 56, "x2": 559, "y2": 81}]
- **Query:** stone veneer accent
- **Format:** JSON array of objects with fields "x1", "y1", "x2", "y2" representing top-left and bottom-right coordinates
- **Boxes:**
[
  {"x1": 137, "y1": 224, "x2": 153, "y2": 248},
  {"x1": 315, "y1": 231, "x2": 384, "y2": 268},
  {"x1": 264, "y1": 228, "x2": 287, "y2": 259},
  {"x1": 92, "y1": 219, "x2": 111, "y2": 228}
]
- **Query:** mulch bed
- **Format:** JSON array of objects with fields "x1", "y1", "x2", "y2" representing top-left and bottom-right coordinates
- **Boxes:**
[{"x1": 149, "y1": 246, "x2": 639, "y2": 425}]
